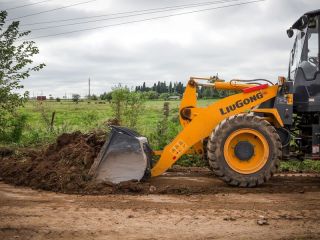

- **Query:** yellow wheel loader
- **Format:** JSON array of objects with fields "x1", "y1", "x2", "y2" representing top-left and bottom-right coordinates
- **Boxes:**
[{"x1": 90, "y1": 9, "x2": 320, "y2": 187}]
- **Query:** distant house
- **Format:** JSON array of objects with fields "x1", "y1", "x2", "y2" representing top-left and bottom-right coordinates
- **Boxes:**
[
  {"x1": 168, "y1": 96, "x2": 180, "y2": 100},
  {"x1": 37, "y1": 96, "x2": 46, "y2": 101}
]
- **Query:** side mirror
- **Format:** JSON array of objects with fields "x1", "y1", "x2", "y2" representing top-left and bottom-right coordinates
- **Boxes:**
[
  {"x1": 300, "y1": 15, "x2": 308, "y2": 29},
  {"x1": 287, "y1": 28, "x2": 294, "y2": 38}
]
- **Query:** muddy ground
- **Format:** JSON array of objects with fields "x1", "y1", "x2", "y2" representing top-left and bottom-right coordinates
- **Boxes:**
[
  {"x1": 1, "y1": 170, "x2": 320, "y2": 240},
  {"x1": 1, "y1": 131, "x2": 319, "y2": 195},
  {"x1": 1, "y1": 132, "x2": 320, "y2": 239}
]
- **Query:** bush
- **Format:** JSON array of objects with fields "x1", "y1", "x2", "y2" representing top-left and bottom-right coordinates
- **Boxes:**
[
  {"x1": 0, "y1": 113, "x2": 27, "y2": 143},
  {"x1": 150, "y1": 102, "x2": 181, "y2": 149},
  {"x1": 110, "y1": 85, "x2": 145, "y2": 129},
  {"x1": 100, "y1": 92, "x2": 112, "y2": 102},
  {"x1": 176, "y1": 155, "x2": 207, "y2": 167},
  {"x1": 90, "y1": 94, "x2": 98, "y2": 101},
  {"x1": 123, "y1": 92, "x2": 145, "y2": 128},
  {"x1": 143, "y1": 91, "x2": 159, "y2": 100},
  {"x1": 110, "y1": 86, "x2": 130, "y2": 123},
  {"x1": 159, "y1": 93, "x2": 170, "y2": 100}
]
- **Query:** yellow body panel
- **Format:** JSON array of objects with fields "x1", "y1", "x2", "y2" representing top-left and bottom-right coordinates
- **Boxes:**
[
  {"x1": 251, "y1": 108, "x2": 284, "y2": 127},
  {"x1": 151, "y1": 82, "x2": 279, "y2": 177}
]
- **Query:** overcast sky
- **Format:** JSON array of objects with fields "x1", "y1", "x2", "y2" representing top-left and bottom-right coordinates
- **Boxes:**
[{"x1": 1, "y1": 0, "x2": 319, "y2": 98}]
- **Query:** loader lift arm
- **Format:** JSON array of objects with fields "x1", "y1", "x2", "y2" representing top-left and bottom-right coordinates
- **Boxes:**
[{"x1": 151, "y1": 78, "x2": 280, "y2": 177}]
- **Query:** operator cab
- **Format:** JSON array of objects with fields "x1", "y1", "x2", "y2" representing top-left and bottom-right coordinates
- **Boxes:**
[{"x1": 287, "y1": 9, "x2": 320, "y2": 112}]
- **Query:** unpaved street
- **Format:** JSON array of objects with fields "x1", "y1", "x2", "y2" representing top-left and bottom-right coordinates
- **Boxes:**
[{"x1": 1, "y1": 171, "x2": 320, "y2": 240}]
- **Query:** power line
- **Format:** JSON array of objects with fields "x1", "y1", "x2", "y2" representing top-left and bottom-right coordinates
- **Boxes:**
[
  {"x1": 24, "y1": 0, "x2": 244, "y2": 31},
  {"x1": 22, "y1": 0, "x2": 265, "y2": 41},
  {"x1": 8, "y1": 0, "x2": 99, "y2": 21},
  {"x1": 4, "y1": 0, "x2": 55, "y2": 11},
  {"x1": 0, "y1": 0, "x2": 29, "y2": 4},
  {"x1": 21, "y1": 0, "x2": 240, "y2": 27}
]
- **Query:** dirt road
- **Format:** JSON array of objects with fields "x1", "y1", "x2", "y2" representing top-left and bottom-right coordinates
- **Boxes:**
[{"x1": 1, "y1": 170, "x2": 320, "y2": 240}]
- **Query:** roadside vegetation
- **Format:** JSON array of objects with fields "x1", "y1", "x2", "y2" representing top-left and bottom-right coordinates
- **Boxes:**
[
  {"x1": 279, "y1": 160, "x2": 320, "y2": 173},
  {"x1": 0, "y1": 11, "x2": 45, "y2": 144},
  {"x1": 5, "y1": 97, "x2": 212, "y2": 147}
]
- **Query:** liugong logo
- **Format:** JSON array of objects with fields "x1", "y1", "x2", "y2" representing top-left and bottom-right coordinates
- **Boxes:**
[{"x1": 219, "y1": 92, "x2": 263, "y2": 115}]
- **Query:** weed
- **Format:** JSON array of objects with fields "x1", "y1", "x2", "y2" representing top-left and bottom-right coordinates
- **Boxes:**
[
  {"x1": 176, "y1": 155, "x2": 207, "y2": 167},
  {"x1": 279, "y1": 160, "x2": 320, "y2": 173},
  {"x1": 0, "y1": 113, "x2": 27, "y2": 143}
]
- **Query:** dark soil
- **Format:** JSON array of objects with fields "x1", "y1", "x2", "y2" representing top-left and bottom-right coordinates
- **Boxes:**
[
  {"x1": 0, "y1": 147, "x2": 14, "y2": 157},
  {"x1": 0, "y1": 131, "x2": 151, "y2": 194},
  {"x1": 1, "y1": 132, "x2": 320, "y2": 196}
]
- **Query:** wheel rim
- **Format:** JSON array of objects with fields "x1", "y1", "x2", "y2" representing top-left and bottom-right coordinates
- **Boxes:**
[{"x1": 223, "y1": 128, "x2": 269, "y2": 174}]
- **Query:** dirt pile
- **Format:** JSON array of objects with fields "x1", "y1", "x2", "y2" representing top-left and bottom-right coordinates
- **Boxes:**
[{"x1": 0, "y1": 131, "x2": 151, "y2": 194}]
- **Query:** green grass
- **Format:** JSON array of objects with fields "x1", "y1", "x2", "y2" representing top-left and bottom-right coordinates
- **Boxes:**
[
  {"x1": 12, "y1": 99, "x2": 215, "y2": 146},
  {"x1": 279, "y1": 160, "x2": 320, "y2": 173},
  {"x1": 21, "y1": 100, "x2": 113, "y2": 131}
]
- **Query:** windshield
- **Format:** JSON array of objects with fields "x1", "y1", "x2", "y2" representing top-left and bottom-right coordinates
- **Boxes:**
[
  {"x1": 289, "y1": 16, "x2": 319, "y2": 81},
  {"x1": 289, "y1": 29, "x2": 306, "y2": 80}
]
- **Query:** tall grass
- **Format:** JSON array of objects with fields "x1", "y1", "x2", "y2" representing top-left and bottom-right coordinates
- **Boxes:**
[{"x1": 14, "y1": 99, "x2": 191, "y2": 146}]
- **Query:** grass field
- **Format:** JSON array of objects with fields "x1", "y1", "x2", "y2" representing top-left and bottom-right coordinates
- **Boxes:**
[{"x1": 15, "y1": 99, "x2": 214, "y2": 146}]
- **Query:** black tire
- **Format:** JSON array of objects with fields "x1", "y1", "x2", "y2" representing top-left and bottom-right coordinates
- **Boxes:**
[
  {"x1": 202, "y1": 137, "x2": 209, "y2": 167},
  {"x1": 207, "y1": 114, "x2": 281, "y2": 187}
]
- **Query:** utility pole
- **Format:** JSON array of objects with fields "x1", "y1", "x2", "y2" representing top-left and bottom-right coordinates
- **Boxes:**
[{"x1": 88, "y1": 77, "x2": 91, "y2": 100}]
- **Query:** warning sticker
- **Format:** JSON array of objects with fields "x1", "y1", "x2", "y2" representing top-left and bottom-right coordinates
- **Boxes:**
[{"x1": 170, "y1": 139, "x2": 188, "y2": 156}]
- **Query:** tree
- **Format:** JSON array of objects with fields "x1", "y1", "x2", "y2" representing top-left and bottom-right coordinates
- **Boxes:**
[
  {"x1": 169, "y1": 82, "x2": 173, "y2": 93},
  {"x1": 202, "y1": 88, "x2": 213, "y2": 99},
  {"x1": 176, "y1": 82, "x2": 184, "y2": 94},
  {"x1": 100, "y1": 91, "x2": 112, "y2": 102},
  {"x1": 72, "y1": 94, "x2": 80, "y2": 103},
  {"x1": 0, "y1": 11, "x2": 45, "y2": 141},
  {"x1": 110, "y1": 85, "x2": 130, "y2": 123},
  {"x1": 152, "y1": 83, "x2": 156, "y2": 91},
  {"x1": 123, "y1": 91, "x2": 145, "y2": 128},
  {"x1": 156, "y1": 81, "x2": 161, "y2": 93},
  {"x1": 90, "y1": 94, "x2": 98, "y2": 101},
  {"x1": 110, "y1": 85, "x2": 145, "y2": 128}
]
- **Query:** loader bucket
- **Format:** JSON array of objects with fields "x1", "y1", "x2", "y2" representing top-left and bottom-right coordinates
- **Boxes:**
[{"x1": 89, "y1": 126, "x2": 152, "y2": 184}]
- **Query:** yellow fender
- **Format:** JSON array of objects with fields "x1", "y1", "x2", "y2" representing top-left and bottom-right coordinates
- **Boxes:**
[{"x1": 151, "y1": 84, "x2": 279, "y2": 176}]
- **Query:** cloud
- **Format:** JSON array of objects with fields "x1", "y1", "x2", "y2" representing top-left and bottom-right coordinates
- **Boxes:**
[{"x1": 2, "y1": 0, "x2": 319, "y2": 97}]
